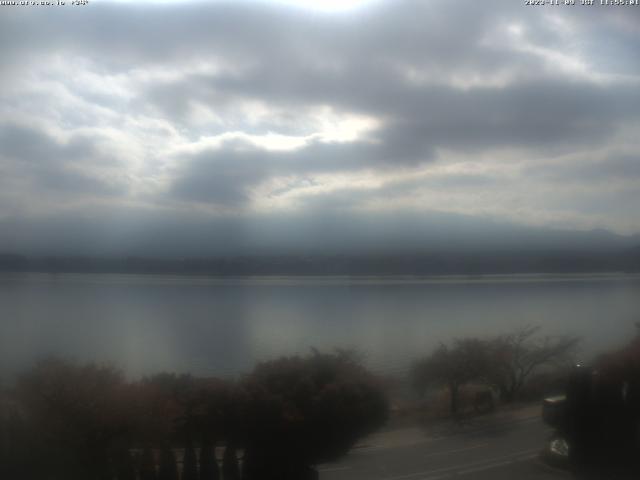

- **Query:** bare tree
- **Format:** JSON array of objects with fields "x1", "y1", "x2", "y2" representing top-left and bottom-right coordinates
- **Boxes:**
[
  {"x1": 411, "y1": 328, "x2": 579, "y2": 414},
  {"x1": 487, "y1": 325, "x2": 579, "y2": 402},
  {"x1": 411, "y1": 338, "x2": 490, "y2": 416}
]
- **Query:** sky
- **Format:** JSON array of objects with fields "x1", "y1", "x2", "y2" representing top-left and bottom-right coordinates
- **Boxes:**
[{"x1": 1, "y1": 0, "x2": 640, "y2": 256}]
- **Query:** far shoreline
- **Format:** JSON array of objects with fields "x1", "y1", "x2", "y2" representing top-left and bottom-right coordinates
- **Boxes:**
[{"x1": 1, "y1": 270, "x2": 640, "y2": 286}]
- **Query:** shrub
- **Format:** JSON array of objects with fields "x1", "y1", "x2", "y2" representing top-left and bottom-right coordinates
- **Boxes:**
[{"x1": 237, "y1": 350, "x2": 389, "y2": 477}]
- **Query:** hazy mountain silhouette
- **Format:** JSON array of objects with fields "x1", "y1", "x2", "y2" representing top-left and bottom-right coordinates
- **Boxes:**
[{"x1": 1, "y1": 218, "x2": 639, "y2": 275}]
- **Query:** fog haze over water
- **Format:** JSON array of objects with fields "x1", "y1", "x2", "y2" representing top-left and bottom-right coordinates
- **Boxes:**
[{"x1": 1, "y1": 272, "x2": 639, "y2": 379}]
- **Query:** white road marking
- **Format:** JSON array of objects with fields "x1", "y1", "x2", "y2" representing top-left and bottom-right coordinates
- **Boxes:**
[
  {"x1": 379, "y1": 448, "x2": 540, "y2": 480},
  {"x1": 318, "y1": 466, "x2": 352, "y2": 473},
  {"x1": 422, "y1": 443, "x2": 488, "y2": 459},
  {"x1": 455, "y1": 454, "x2": 537, "y2": 476},
  {"x1": 355, "y1": 416, "x2": 540, "y2": 454}
]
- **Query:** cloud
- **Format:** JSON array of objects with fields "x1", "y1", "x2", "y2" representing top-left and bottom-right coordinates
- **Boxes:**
[
  {"x1": 1, "y1": 0, "x2": 640, "y2": 253},
  {"x1": 0, "y1": 123, "x2": 129, "y2": 201}
]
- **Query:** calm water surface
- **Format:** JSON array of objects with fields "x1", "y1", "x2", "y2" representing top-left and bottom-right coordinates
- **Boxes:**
[{"x1": 1, "y1": 273, "x2": 639, "y2": 379}]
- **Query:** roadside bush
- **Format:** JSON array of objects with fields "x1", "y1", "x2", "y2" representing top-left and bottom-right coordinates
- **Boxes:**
[
  {"x1": 15, "y1": 358, "x2": 134, "y2": 480},
  {"x1": 237, "y1": 350, "x2": 389, "y2": 479},
  {"x1": 3, "y1": 352, "x2": 387, "y2": 480}
]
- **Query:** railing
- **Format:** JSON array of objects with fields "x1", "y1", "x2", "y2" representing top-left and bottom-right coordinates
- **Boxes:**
[{"x1": 106, "y1": 444, "x2": 242, "y2": 480}]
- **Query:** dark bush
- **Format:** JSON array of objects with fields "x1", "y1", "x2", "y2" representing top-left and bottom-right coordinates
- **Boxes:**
[
  {"x1": 182, "y1": 443, "x2": 198, "y2": 480},
  {"x1": 222, "y1": 444, "x2": 240, "y2": 480},
  {"x1": 237, "y1": 350, "x2": 389, "y2": 477},
  {"x1": 4, "y1": 353, "x2": 387, "y2": 480},
  {"x1": 157, "y1": 446, "x2": 179, "y2": 480},
  {"x1": 15, "y1": 358, "x2": 134, "y2": 479},
  {"x1": 139, "y1": 448, "x2": 157, "y2": 480},
  {"x1": 198, "y1": 442, "x2": 219, "y2": 480}
]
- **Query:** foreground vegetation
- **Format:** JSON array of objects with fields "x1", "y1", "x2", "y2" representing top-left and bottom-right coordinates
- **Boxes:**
[
  {"x1": 411, "y1": 326, "x2": 579, "y2": 416},
  {"x1": 0, "y1": 351, "x2": 388, "y2": 480},
  {"x1": 3, "y1": 324, "x2": 638, "y2": 479}
]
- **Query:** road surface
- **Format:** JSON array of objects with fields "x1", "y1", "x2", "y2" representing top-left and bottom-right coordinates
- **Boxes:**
[{"x1": 319, "y1": 409, "x2": 569, "y2": 480}]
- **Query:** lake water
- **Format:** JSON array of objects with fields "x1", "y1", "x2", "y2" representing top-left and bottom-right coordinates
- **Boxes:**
[{"x1": 1, "y1": 272, "x2": 639, "y2": 379}]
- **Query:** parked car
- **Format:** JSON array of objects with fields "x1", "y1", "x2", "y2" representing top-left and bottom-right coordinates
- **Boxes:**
[{"x1": 542, "y1": 364, "x2": 640, "y2": 474}]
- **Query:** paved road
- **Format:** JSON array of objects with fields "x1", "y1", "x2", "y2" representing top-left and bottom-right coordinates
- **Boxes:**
[{"x1": 319, "y1": 413, "x2": 569, "y2": 480}]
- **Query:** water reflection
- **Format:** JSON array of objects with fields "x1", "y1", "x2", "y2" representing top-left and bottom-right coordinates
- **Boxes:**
[{"x1": 1, "y1": 273, "x2": 639, "y2": 378}]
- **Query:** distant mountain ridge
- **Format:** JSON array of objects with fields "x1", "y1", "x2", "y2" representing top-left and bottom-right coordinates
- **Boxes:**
[
  {"x1": 1, "y1": 210, "x2": 639, "y2": 274},
  {"x1": 1, "y1": 246, "x2": 639, "y2": 276}
]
